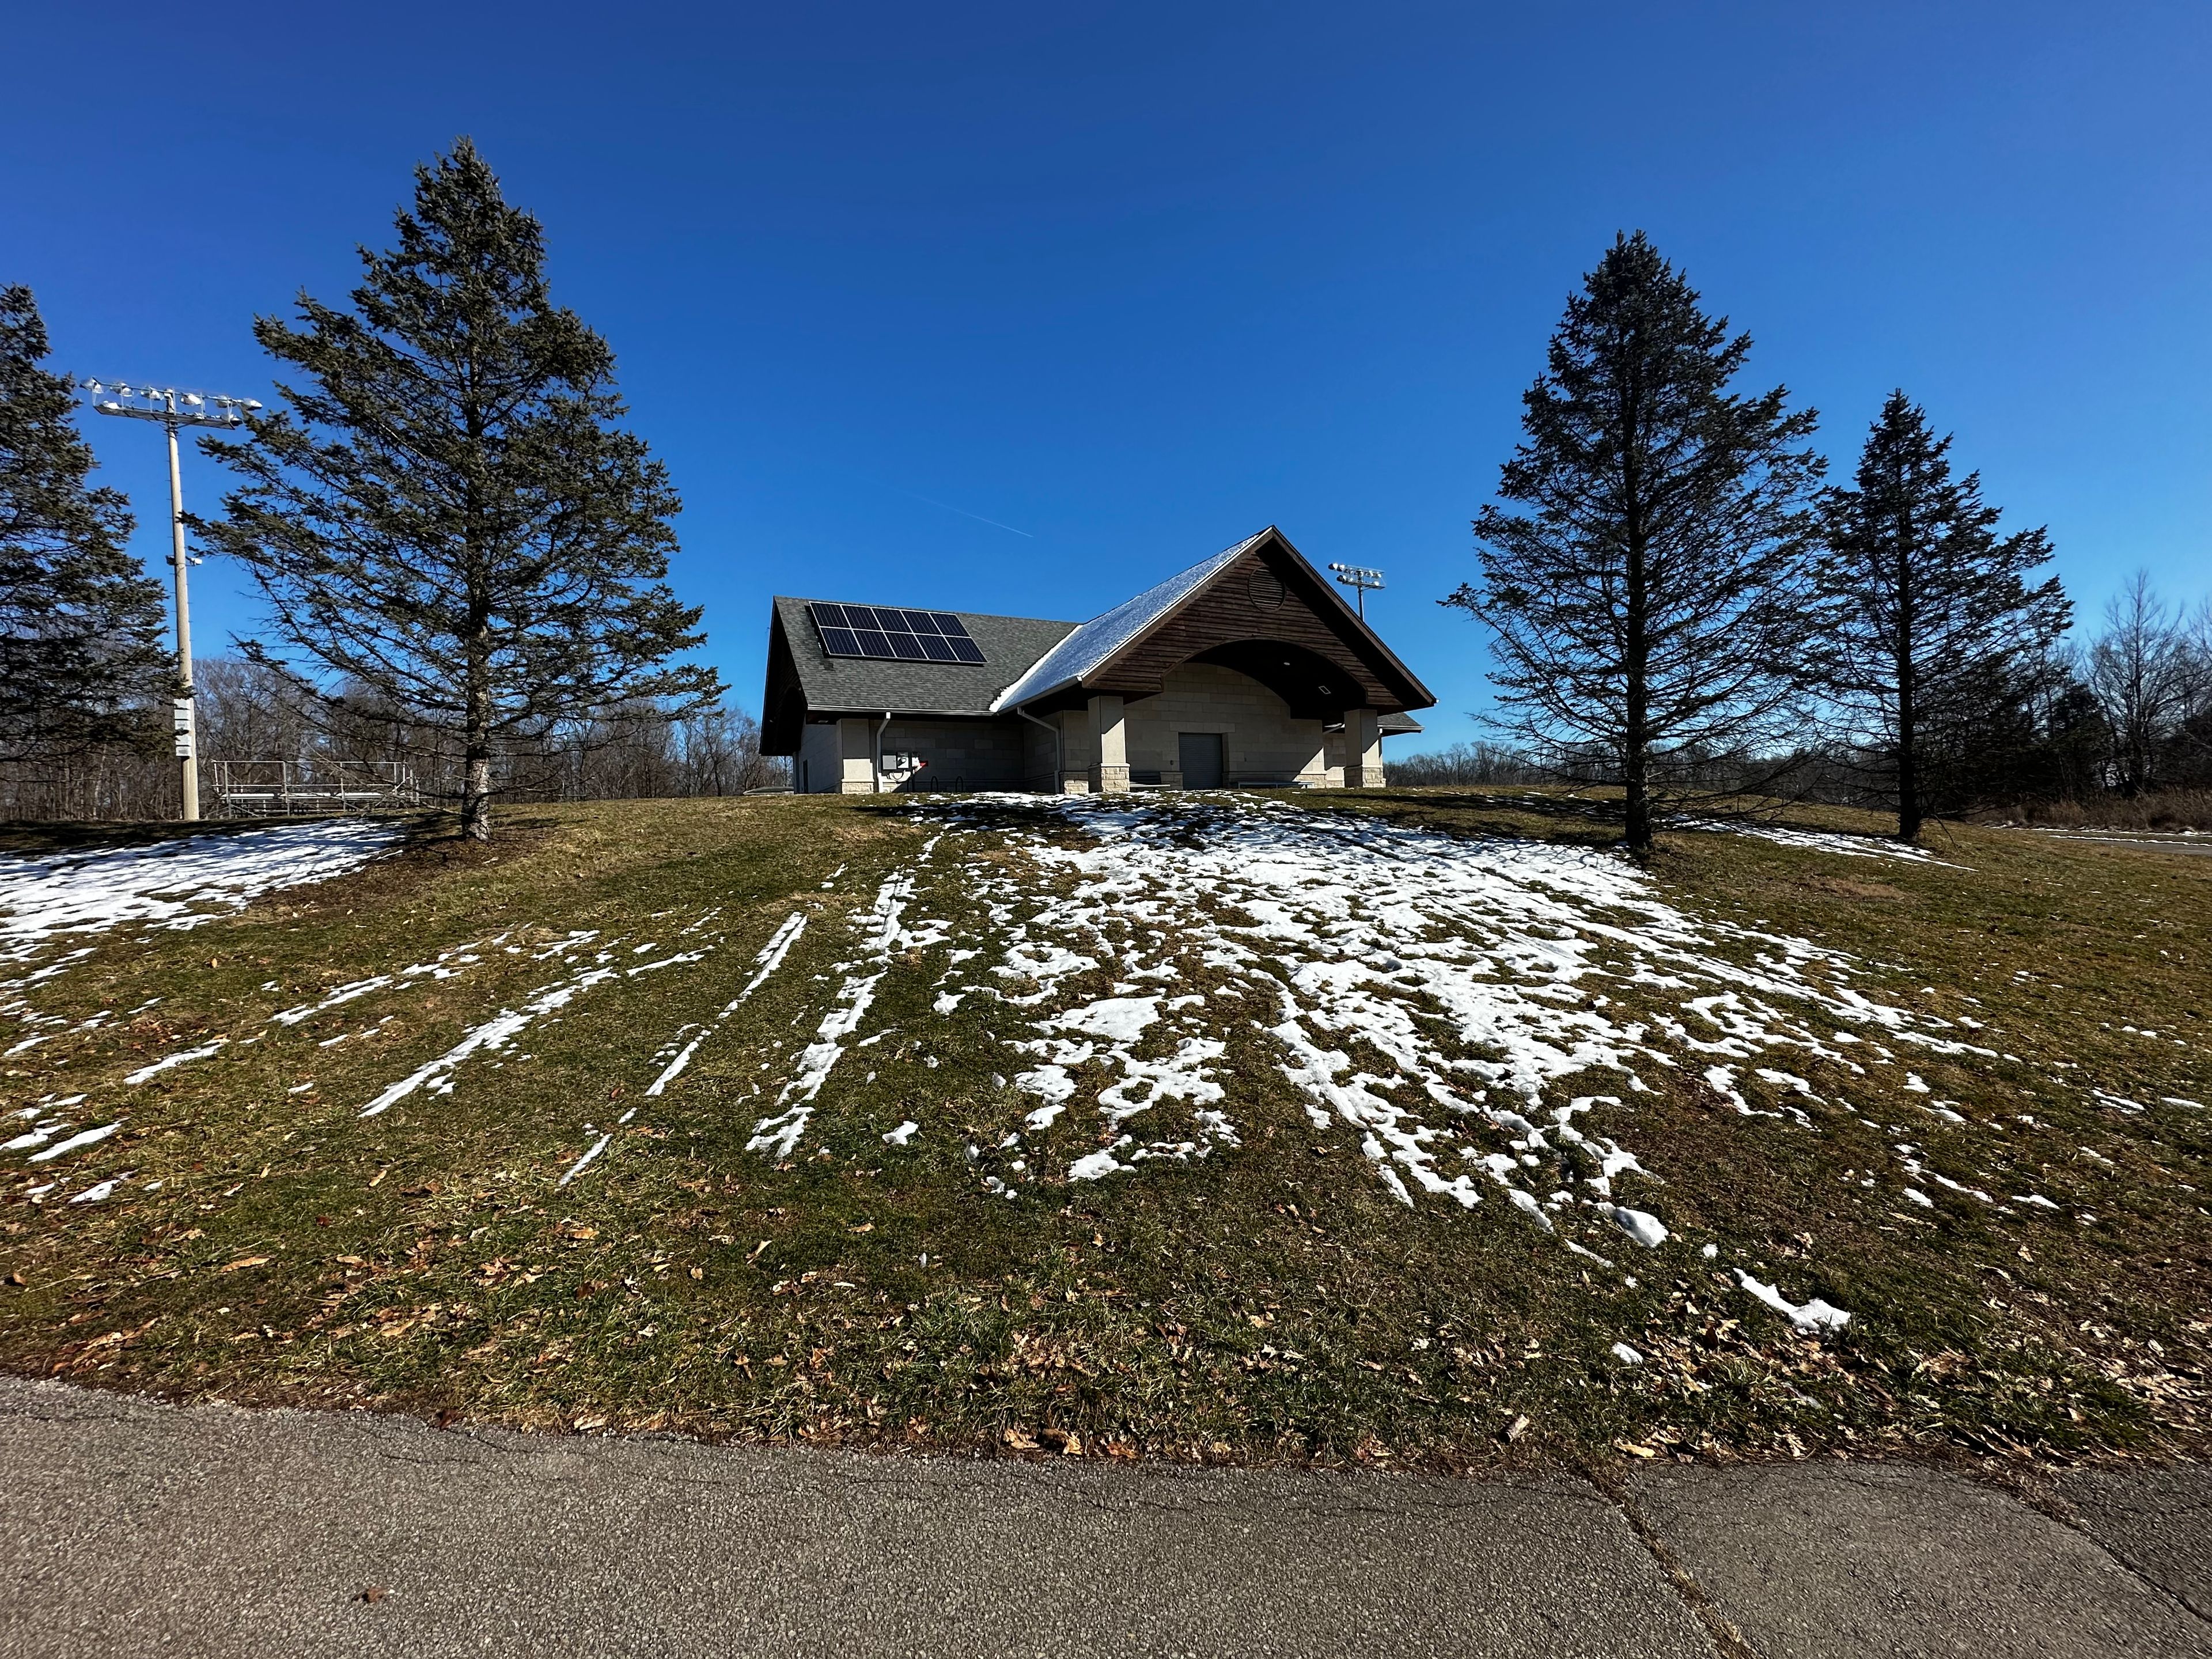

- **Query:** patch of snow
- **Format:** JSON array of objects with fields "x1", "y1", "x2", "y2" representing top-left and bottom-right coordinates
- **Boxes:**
[
  {"x1": 361, "y1": 957, "x2": 624, "y2": 1118},
  {"x1": 558, "y1": 1133, "x2": 613, "y2": 1187},
  {"x1": 1050, "y1": 997, "x2": 1160, "y2": 1042},
  {"x1": 123, "y1": 1040, "x2": 228, "y2": 1085},
  {"x1": 1069, "y1": 1142, "x2": 1134, "y2": 1181},
  {"x1": 27, "y1": 1121, "x2": 122, "y2": 1162},
  {"x1": 0, "y1": 819, "x2": 400, "y2": 963},
  {"x1": 270, "y1": 939, "x2": 485, "y2": 1026},
  {"x1": 897, "y1": 793, "x2": 1980, "y2": 1265},
  {"x1": 883, "y1": 1120, "x2": 919, "y2": 1145},
  {"x1": 1735, "y1": 1268, "x2": 1851, "y2": 1334},
  {"x1": 644, "y1": 912, "x2": 806, "y2": 1099},
  {"x1": 988, "y1": 532, "x2": 1266, "y2": 712},
  {"x1": 750, "y1": 862, "x2": 931, "y2": 1159},
  {"x1": 1609, "y1": 1206, "x2": 1668, "y2": 1249},
  {"x1": 1681, "y1": 820, "x2": 1956, "y2": 866}
]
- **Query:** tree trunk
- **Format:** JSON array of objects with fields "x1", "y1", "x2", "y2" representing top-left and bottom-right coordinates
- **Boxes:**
[
  {"x1": 1893, "y1": 531, "x2": 1920, "y2": 842},
  {"x1": 1621, "y1": 369, "x2": 1652, "y2": 857},
  {"x1": 461, "y1": 632, "x2": 493, "y2": 841},
  {"x1": 1623, "y1": 589, "x2": 1651, "y2": 854}
]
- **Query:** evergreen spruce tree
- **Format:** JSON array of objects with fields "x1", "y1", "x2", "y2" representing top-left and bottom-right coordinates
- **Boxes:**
[
  {"x1": 1814, "y1": 392, "x2": 2068, "y2": 839},
  {"x1": 204, "y1": 139, "x2": 719, "y2": 839},
  {"x1": 0, "y1": 285, "x2": 168, "y2": 762},
  {"x1": 1448, "y1": 233, "x2": 1824, "y2": 854}
]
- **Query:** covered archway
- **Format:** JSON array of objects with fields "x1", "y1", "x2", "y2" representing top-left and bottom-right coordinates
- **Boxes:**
[{"x1": 1120, "y1": 655, "x2": 1336, "y2": 788}]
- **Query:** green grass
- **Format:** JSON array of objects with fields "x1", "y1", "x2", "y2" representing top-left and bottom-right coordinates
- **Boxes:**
[{"x1": 1, "y1": 790, "x2": 2206, "y2": 1470}]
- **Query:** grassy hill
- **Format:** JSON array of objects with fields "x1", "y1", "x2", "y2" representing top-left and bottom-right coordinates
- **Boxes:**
[{"x1": 1, "y1": 789, "x2": 2205, "y2": 1469}]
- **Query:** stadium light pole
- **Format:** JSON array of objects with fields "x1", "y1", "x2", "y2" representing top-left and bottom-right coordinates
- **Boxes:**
[
  {"x1": 1328, "y1": 562, "x2": 1385, "y2": 620},
  {"x1": 81, "y1": 380, "x2": 258, "y2": 821}
]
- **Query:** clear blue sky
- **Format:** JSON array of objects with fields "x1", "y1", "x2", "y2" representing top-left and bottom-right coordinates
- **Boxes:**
[{"x1": 6, "y1": 3, "x2": 2208, "y2": 748}]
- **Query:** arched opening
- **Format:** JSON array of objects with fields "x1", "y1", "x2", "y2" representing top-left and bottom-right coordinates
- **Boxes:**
[
  {"x1": 1121, "y1": 654, "x2": 1336, "y2": 789},
  {"x1": 1185, "y1": 641, "x2": 1360, "y2": 721}
]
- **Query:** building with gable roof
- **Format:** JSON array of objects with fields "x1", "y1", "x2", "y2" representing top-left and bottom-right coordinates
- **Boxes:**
[{"x1": 760, "y1": 527, "x2": 1434, "y2": 793}]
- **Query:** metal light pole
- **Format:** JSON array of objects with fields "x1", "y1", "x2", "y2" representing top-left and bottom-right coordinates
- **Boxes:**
[
  {"x1": 81, "y1": 381, "x2": 258, "y2": 821},
  {"x1": 1328, "y1": 562, "x2": 1385, "y2": 620}
]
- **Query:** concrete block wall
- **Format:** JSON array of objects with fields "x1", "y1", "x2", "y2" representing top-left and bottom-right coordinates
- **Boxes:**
[
  {"x1": 796, "y1": 721, "x2": 848, "y2": 794},
  {"x1": 1124, "y1": 663, "x2": 1330, "y2": 787},
  {"x1": 796, "y1": 718, "x2": 1029, "y2": 792},
  {"x1": 880, "y1": 719, "x2": 1027, "y2": 791},
  {"x1": 791, "y1": 666, "x2": 1387, "y2": 795}
]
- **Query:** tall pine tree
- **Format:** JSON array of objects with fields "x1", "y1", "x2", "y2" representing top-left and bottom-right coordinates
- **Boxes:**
[
  {"x1": 1813, "y1": 392, "x2": 2067, "y2": 839},
  {"x1": 204, "y1": 139, "x2": 719, "y2": 839},
  {"x1": 0, "y1": 285, "x2": 168, "y2": 763},
  {"x1": 1449, "y1": 233, "x2": 1824, "y2": 854}
]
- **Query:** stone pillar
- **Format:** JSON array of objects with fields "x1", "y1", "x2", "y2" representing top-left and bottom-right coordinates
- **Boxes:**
[
  {"x1": 1342, "y1": 708, "x2": 1383, "y2": 789},
  {"x1": 1048, "y1": 708, "x2": 1085, "y2": 793},
  {"x1": 1088, "y1": 694, "x2": 1129, "y2": 794},
  {"x1": 838, "y1": 717, "x2": 877, "y2": 794}
]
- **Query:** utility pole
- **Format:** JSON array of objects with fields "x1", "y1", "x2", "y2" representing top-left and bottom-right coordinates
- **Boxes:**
[
  {"x1": 1328, "y1": 562, "x2": 1385, "y2": 620},
  {"x1": 81, "y1": 381, "x2": 257, "y2": 821}
]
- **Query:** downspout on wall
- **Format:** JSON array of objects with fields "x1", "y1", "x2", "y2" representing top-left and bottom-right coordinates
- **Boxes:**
[
  {"x1": 873, "y1": 712, "x2": 891, "y2": 794},
  {"x1": 1014, "y1": 704, "x2": 1061, "y2": 793}
]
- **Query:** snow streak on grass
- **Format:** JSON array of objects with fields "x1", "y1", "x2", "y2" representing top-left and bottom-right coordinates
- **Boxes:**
[
  {"x1": 358, "y1": 932, "x2": 714, "y2": 1118},
  {"x1": 743, "y1": 794, "x2": 2090, "y2": 1332},
  {"x1": 0, "y1": 820, "x2": 405, "y2": 1202},
  {"x1": 746, "y1": 845, "x2": 945, "y2": 1161},
  {"x1": 1678, "y1": 820, "x2": 1959, "y2": 865},
  {"x1": 648, "y1": 912, "x2": 808, "y2": 1097},
  {"x1": 0, "y1": 819, "x2": 400, "y2": 964}
]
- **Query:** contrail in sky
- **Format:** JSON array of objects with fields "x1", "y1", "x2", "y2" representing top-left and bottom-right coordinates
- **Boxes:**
[
  {"x1": 878, "y1": 483, "x2": 1033, "y2": 537},
  {"x1": 773, "y1": 444, "x2": 1039, "y2": 539}
]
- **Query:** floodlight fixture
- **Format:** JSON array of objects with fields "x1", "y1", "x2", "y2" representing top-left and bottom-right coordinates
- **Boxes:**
[
  {"x1": 79, "y1": 376, "x2": 262, "y2": 821},
  {"x1": 1327, "y1": 562, "x2": 1386, "y2": 619}
]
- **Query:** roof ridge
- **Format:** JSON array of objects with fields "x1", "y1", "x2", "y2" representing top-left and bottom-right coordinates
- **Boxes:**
[
  {"x1": 774, "y1": 593, "x2": 1077, "y2": 626},
  {"x1": 988, "y1": 528, "x2": 1272, "y2": 711}
]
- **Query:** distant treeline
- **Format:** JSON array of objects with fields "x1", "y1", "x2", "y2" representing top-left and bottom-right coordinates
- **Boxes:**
[
  {"x1": 1390, "y1": 579, "x2": 2211, "y2": 827},
  {"x1": 0, "y1": 660, "x2": 786, "y2": 824}
]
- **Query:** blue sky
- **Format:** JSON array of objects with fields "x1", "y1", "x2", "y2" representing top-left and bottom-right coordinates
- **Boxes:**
[{"x1": 6, "y1": 3, "x2": 2208, "y2": 748}]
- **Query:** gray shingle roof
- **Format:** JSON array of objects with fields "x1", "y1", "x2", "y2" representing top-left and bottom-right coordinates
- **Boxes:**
[{"x1": 771, "y1": 595, "x2": 1076, "y2": 717}]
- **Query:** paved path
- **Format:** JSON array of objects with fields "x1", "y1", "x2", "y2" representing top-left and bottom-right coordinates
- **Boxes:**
[{"x1": 1, "y1": 1377, "x2": 2205, "y2": 1658}]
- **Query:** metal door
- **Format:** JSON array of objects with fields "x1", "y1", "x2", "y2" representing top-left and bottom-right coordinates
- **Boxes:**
[{"x1": 1177, "y1": 732, "x2": 1225, "y2": 789}]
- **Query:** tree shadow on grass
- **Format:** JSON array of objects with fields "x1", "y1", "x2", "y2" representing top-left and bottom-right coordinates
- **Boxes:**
[
  {"x1": 836, "y1": 784, "x2": 1639, "y2": 853},
  {"x1": 1310, "y1": 787, "x2": 1632, "y2": 850}
]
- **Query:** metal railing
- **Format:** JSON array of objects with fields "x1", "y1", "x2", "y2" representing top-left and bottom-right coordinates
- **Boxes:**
[{"x1": 208, "y1": 760, "x2": 422, "y2": 818}]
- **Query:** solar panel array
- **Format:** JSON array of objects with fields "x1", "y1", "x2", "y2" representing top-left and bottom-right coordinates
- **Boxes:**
[{"x1": 809, "y1": 602, "x2": 986, "y2": 664}]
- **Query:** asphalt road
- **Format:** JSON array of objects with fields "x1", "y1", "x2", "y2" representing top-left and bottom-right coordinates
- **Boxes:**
[{"x1": 1, "y1": 1377, "x2": 2206, "y2": 1658}]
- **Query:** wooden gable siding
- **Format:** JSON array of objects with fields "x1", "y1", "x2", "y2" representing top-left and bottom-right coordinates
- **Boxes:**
[{"x1": 1089, "y1": 546, "x2": 1410, "y2": 711}]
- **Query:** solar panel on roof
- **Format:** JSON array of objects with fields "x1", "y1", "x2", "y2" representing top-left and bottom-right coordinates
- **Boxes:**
[{"x1": 808, "y1": 601, "x2": 983, "y2": 664}]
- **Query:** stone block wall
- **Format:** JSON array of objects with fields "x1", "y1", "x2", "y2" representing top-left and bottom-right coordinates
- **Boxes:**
[
  {"x1": 1124, "y1": 662, "x2": 1330, "y2": 787},
  {"x1": 796, "y1": 718, "x2": 1028, "y2": 792}
]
